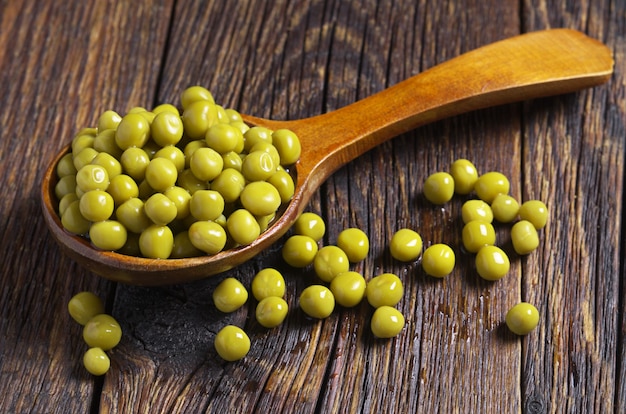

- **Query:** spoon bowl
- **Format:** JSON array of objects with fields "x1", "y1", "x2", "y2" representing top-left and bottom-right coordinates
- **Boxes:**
[{"x1": 41, "y1": 29, "x2": 613, "y2": 285}]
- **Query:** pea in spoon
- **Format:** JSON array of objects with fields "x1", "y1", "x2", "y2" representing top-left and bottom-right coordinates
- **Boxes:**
[{"x1": 41, "y1": 28, "x2": 613, "y2": 286}]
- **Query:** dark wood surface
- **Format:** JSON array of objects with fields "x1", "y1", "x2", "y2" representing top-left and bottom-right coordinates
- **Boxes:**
[{"x1": 1, "y1": 0, "x2": 624, "y2": 412}]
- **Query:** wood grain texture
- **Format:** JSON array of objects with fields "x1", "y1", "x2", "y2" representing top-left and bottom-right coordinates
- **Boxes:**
[{"x1": 0, "y1": 0, "x2": 624, "y2": 413}]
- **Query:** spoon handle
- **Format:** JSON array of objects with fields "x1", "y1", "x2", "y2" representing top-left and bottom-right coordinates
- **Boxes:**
[{"x1": 244, "y1": 29, "x2": 612, "y2": 192}]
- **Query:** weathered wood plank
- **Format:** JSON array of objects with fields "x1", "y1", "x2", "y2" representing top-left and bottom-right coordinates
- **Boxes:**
[
  {"x1": 0, "y1": 0, "x2": 172, "y2": 413},
  {"x1": 522, "y1": 1, "x2": 624, "y2": 413}
]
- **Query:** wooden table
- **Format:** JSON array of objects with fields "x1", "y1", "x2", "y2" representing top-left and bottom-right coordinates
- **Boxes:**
[{"x1": 1, "y1": 1, "x2": 624, "y2": 412}]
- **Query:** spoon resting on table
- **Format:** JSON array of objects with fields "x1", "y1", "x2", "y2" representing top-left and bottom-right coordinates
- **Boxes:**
[{"x1": 41, "y1": 28, "x2": 613, "y2": 286}]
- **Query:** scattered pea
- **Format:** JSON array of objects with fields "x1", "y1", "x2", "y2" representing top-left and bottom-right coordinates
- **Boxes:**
[
  {"x1": 256, "y1": 297, "x2": 289, "y2": 328},
  {"x1": 330, "y1": 271, "x2": 366, "y2": 308},
  {"x1": 423, "y1": 172, "x2": 455, "y2": 204},
  {"x1": 491, "y1": 193, "x2": 519, "y2": 223},
  {"x1": 251, "y1": 268, "x2": 285, "y2": 301},
  {"x1": 505, "y1": 302, "x2": 539, "y2": 335},
  {"x1": 214, "y1": 325, "x2": 250, "y2": 361},
  {"x1": 336, "y1": 228, "x2": 369, "y2": 263},
  {"x1": 462, "y1": 220, "x2": 496, "y2": 253},
  {"x1": 422, "y1": 244, "x2": 455, "y2": 278},
  {"x1": 475, "y1": 245, "x2": 510, "y2": 281},
  {"x1": 299, "y1": 285, "x2": 335, "y2": 319},
  {"x1": 293, "y1": 212, "x2": 326, "y2": 241},
  {"x1": 371, "y1": 306, "x2": 405, "y2": 338},
  {"x1": 83, "y1": 314, "x2": 122, "y2": 351},
  {"x1": 83, "y1": 347, "x2": 111, "y2": 376},
  {"x1": 450, "y1": 159, "x2": 478, "y2": 195},
  {"x1": 213, "y1": 277, "x2": 248, "y2": 313},
  {"x1": 365, "y1": 273, "x2": 403, "y2": 308},
  {"x1": 474, "y1": 171, "x2": 510, "y2": 203},
  {"x1": 313, "y1": 245, "x2": 350, "y2": 283},
  {"x1": 511, "y1": 220, "x2": 539, "y2": 255},
  {"x1": 461, "y1": 199, "x2": 493, "y2": 224},
  {"x1": 282, "y1": 235, "x2": 318, "y2": 268},
  {"x1": 68, "y1": 292, "x2": 105, "y2": 325},
  {"x1": 518, "y1": 200, "x2": 548, "y2": 229},
  {"x1": 389, "y1": 228, "x2": 422, "y2": 262}
]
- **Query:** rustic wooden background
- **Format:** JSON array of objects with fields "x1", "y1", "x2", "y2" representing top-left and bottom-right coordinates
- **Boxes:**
[{"x1": 1, "y1": 0, "x2": 624, "y2": 412}]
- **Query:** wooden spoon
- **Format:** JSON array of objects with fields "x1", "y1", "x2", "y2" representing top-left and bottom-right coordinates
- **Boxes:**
[{"x1": 41, "y1": 28, "x2": 613, "y2": 286}]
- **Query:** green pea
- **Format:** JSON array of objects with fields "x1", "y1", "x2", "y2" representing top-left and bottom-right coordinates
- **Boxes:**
[
  {"x1": 226, "y1": 209, "x2": 260, "y2": 246},
  {"x1": 97, "y1": 110, "x2": 122, "y2": 132},
  {"x1": 210, "y1": 168, "x2": 246, "y2": 203},
  {"x1": 181, "y1": 100, "x2": 219, "y2": 139},
  {"x1": 213, "y1": 277, "x2": 248, "y2": 313},
  {"x1": 145, "y1": 158, "x2": 178, "y2": 192},
  {"x1": 154, "y1": 145, "x2": 185, "y2": 173},
  {"x1": 256, "y1": 297, "x2": 289, "y2": 328},
  {"x1": 93, "y1": 129, "x2": 123, "y2": 159},
  {"x1": 243, "y1": 126, "x2": 273, "y2": 151},
  {"x1": 251, "y1": 268, "x2": 285, "y2": 301},
  {"x1": 271, "y1": 129, "x2": 301, "y2": 165},
  {"x1": 336, "y1": 228, "x2": 369, "y2": 263},
  {"x1": 267, "y1": 170, "x2": 295, "y2": 203},
  {"x1": 83, "y1": 347, "x2": 110, "y2": 376},
  {"x1": 282, "y1": 235, "x2": 318, "y2": 267},
  {"x1": 83, "y1": 314, "x2": 122, "y2": 351},
  {"x1": 61, "y1": 200, "x2": 90, "y2": 234},
  {"x1": 389, "y1": 228, "x2": 422, "y2": 262},
  {"x1": 241, "y1": 150, "x2": 276, "y2": 181},
  {"x1": 239, "y1": 181, "x2": 282, "y2": 217},
  {"x1": 293, "y1": 212, "x2": 326, "y2": 241},
  {"x1": 190, "y1": 190, "x2": 225, "y2": 221},
  {"x1": 299, "y1": 285, "x2": 335, "y2": 319},
  {"x1": 205, "y1": 123, "x2": 244, "y2": 154},
  {"x1": 107, "y1": 174, "x2": 139, "y2": 206},
  {"x1": 189, "y1": 147, "x2": 224, "y2": 181},
  {"x1": 313, "y1": 245, "x2": 349, "y2": 283},
  {"x1": 151, "y1": 111, "x2": 183, "y2": 147},
  {"x1": 180, "y1": 86, "x2": 215, "y2": 109},
  {"x1": 365, "y1": 273, "x2": 403, "y2": 308},
  {"x1": 68, "y1": 291, "x2": 105, "y2": 325},
  {"x1": 89, "y1": 220, "x2": 128, "y2": 251},
  {"x1": 170, "y1": 231, "x2": 203, "y2": 258},
  {"x1": 144, "y1": 193, "x2": 177, "y2": 225},
  {"x1": 164, "y1": 186, "x2": 192, "y2": 220},
  {"x1": 188, "y1": 220, "x2": 227, "y2": 254},
  {"x1": 79, "y1": 190, "x2": 114, "y2": 222},
  {"x1": 120, "y1": 147, "x2": 150, "y2": 182},
  {"x1": 139, "y1": 225, "x2": 174, "y2": 258},
  {"x1": 116, "y1": 198, "x2": 152, "y2": 234},
  {"x1": 115, "y1": 112, "x2": 150, "y2": 150},
  {"x1": 56, "y1": 153, "x2": 78, "y2": 177}
]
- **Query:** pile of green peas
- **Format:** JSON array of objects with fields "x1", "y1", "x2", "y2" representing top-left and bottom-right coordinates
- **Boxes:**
[
  {"x1": 67, "y1": 292, "x2": 122, "y2": 375},
  {"x1": 421, "y1": 158, "x2": 547, "y2": 335},
  {"x1": 55, "y1": 86, "x2": 301, "y2": 259}
]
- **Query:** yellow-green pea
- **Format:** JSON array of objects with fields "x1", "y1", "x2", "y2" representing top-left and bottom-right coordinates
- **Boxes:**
[
  {"x1": 214, "y1": 325, "x2": 250, "y2": 361},
  {"x1": 188, "y1": 220, "x2": 227, "y2": 254},
  {"x1": 115, "y1": 112, "x2": 150, "y2": 150},
  {"x1": 152, "y1": 103, "x2": 180, "y2": 115},
  {"x1": 177, "y1": 168, "x2": 209, "y2": 195},
  {"x1": 210, "y1": 168, "x2": 246, "y2": 203},
  {"x1": 491, "y1": 193, "x2": 520, "y2": 223},
  {"x1": 475, "y1": 245, "x2": 510, "y2": 281},
  {"x1": 267, "y1": 170, "x2": 295, "y2": 202},
  {"x1": 461, "y1": 199, "x2": 493, "y2": 224},
  {"x1": 55, "y1": 175, "x2": 77, "y2": 200},
  {"x1": 83, "y1": 314, "x2": 122, "y2": 350},
  {"x1": 511, "y1": 220, "x2": 539, "y2": 255},
  {"x1": 239, "y1": 181, "x2": 282, "y2": 217},
  {"x1": 256, "y1": 297, "x2": 289, "y2": 328},
  {"x1": 59, "y1": 193, "x2": 79, "y2": 216},
  {"x1": 213, "y1": 277, "x2": 248, "y2": 313},
  {"x1": 115, "y1": 198, "x2": 152, "y2": 234},
  {"x1": 107, "y1": 174, "x2": 139, "y2": 206},
  {"x1": 222, "y1": 151, "x2": 243, "y2": 171},
  {"x1": 505, "y1": 302, "x2": 539, "y2": 335},
  {"x1": 151, "y1": 111, "x2": 183, "y2": 147},
  {"x1": 57, "y1": 153, "x2": 78, "y2": 178},
  {"x1": 271, "y1": 129, "x2": 301, "y2": 165},
  {"x1": 170, "y1": 231, "x2": 203, "y2": 258},
  {"x1": 89, "y1": 220, "x2": 128, "y2": 251},
  {"x1": 163, "y1": 186, "x2": 192, "y2": 220},
  {"x1": 154, "y1": 145, "x2": 185, "y2": 172},
  {"x1": 329, "y1": 271, "x2": 366, "y2": 307},
  {"x1": 313, "y1": 245, "x2": 350, "y2": 283},
  {"x1": 71, "y1": 133, "x2": 95, "y2": 155},
  {"x1": 61, "y1": 200, "x2": 91, "y2": 234},
  {"x1": 293, "y1": 212, "x2": 326, "y2": 241},
  {"x1": 450, "y1": 158, "x2": 478, "y2": 194},
  {"x1": 145, "y1": 157, "x2": 178, "y2": 192},
  {"x1": 205, "y1": 123, "x2": 244, "y2": 154},
  {"x1": 422, "y1": 244, "x2": 455, "y2": 278},
  {"x1": 389, "y1": 228, "x2": 422, "y2": 262},
  {"x1": 144, "y1": 193, "x2": 177, "y2": 225},
  {"x1": 93, "y1": 129, "x2": 123, "y2": 159},
  {"x1": 226, "y1": 209, "x2": 261, "y2": 246},
  {"x1": 190, "y1": 190, "x2": 224, "y2": 221},
  {"x1": 474, "y1": 171, "x2": 510, "y2": 203},
  {"x1": 336, "y1": 227, "x2": 369, "y2": 263},
  {"x1": 282, "y1": 235, "x2": 318, "y2": 267},
  {"x1": 90, "y1": 152, "x2": 122, "y2": 179},
  {"x1": 97, "y1": 110, "x2": 122, "y2": 132},
  {"x1": 243, "y1": 126, "x2": 273, "y2": 152},
  {"x1": 79, "y1": 190, "x2": 114, "y2": 222},
  {"x1": 76, "y1": 164, "x2": 110, "y2": 193},
  {"x1": 225, "y1": 108, "x2": 243, "y2": 123},
  {"x1": 462, "y1": 220, "x2": 496, "y2": 253},
  {"x1": 241, "y1": 150, "x2": 276, "y2": 181},
  {"x1": 252, "y1": 268, "x2": 285, "y2": 301},
  {"x1": 371, "y1": 306, "x2": 405, "y2": 338},
  {"x1": 250, "y1": 141, "x2": 281, "y2": 167},
  {"x1": 83, "y1": 347, "x2": 110, "y2": 376},
  {"x1": 366, "y1": 273, "x2": 403, "y2": 308},
  {"x1": 68, "y1": 292, "x2": 105, "y2": 325},
  {"x1": 518, "y1": 200, "x2": 548, "y2": 229},
  {"x1": 299, "y1": 285, "x2": 335, "y2": 319},
  {"x1": 120, "y1": 147, "x2": 150, "y2": 182},
  {"x1": 73, "y1": 147, "x2": 99, "y2": 171},
  {"x1": 181, "y1": 99, "x2": 219, "y2": 139},
  {"x1": 423, "y1": 172, "x2": 455, "y2": 204},
  {"x1": 139, "y1": 225, "x2": 174, "y2": 258},
  {"x1": 180, "y1": 86, "x2": 215, "y2": 109}
]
